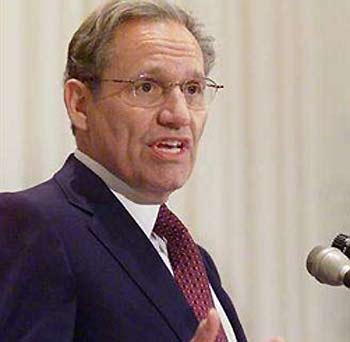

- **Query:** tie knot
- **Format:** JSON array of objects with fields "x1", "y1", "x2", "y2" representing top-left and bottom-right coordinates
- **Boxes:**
[{"x1": 153, "y1": 204, "x2": 188, "y2": 245}]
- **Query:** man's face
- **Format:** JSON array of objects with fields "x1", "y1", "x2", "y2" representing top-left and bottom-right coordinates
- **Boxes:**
[{"x1": 84, "y1": 20, "x2": 207, "y2": 203}]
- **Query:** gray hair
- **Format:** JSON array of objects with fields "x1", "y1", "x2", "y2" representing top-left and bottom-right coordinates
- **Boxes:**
[{"x1": 64, "y1": 0, "x2": 215, "y2": 89}]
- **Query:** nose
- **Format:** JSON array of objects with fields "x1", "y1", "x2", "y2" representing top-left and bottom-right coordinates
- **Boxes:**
[{"x1": 157, "y1": 87, "x2": 191, "y2": 129}]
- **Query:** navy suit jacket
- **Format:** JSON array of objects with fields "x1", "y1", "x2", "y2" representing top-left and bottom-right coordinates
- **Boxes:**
[{"x1": 0, "y1": 155, "x2": 247, "y2": 341}]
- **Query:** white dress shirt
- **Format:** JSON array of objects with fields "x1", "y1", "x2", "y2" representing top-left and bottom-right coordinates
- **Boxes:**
[{"x1": 74, "y1": 150, "x2": 236, "y2": 341}]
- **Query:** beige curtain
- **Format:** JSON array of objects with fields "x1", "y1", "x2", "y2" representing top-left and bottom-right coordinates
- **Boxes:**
[{"x1": 1, "y1": 1, "x2": 350, "y2": 341}]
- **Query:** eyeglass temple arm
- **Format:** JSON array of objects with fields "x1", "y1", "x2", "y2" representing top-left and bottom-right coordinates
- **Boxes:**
[{"x1": 207, "y1": 84, "x2": 224, "y2": 89}]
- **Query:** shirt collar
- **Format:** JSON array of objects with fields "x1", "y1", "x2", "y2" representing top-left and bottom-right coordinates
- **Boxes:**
[
  {"x1": 114, "y1": 192, "x2": 159, "y2": 239},
  {"x1": 74, "y1": 149, "x2": 160, "y2": 239}
]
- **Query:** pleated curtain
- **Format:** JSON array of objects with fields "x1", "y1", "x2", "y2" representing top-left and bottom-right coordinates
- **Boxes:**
[{"x1": 1, "y1": 1, "x2": 350, "y2": 341}]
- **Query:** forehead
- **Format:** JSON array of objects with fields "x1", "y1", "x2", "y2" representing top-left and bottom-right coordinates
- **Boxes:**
[{"x1": 103, "y1": 19, "x2": 205, "y2": 78}]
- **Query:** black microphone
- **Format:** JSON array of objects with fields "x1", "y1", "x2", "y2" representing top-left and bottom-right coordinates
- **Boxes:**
[
  {"x1": 306, "y1": 246, "x2": 350, "y2": 288},
  {"x1": 332, "y1": 233, "x2": 350, "y2": 259}
]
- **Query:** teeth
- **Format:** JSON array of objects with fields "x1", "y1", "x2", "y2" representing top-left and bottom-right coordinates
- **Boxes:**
[
  {"x1": 156, "y1": 140, "x2": 183, "y2": 149},
  {"x1": 153, "y1": 140, "x2": 184, "y2": 154},
  {"x1": 156, "y1": 146, "x2": 182, "y2": 154}
]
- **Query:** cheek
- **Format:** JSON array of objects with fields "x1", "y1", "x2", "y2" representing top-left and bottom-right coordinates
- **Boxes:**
[
  {"x1": 110, "y1": 118, "x2": 152, "y2": 162},
  {"x1": 87, "y1": 110, "x2": 128, "y2": 156},
  {"x1": 94, "y1": 116, "x2": 123, "y2": 143}
]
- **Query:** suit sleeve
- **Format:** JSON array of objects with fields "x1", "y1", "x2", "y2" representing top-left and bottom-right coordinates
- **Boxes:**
[{"x1": 0, "y1": 194, "x2": 77, "y2": 342}]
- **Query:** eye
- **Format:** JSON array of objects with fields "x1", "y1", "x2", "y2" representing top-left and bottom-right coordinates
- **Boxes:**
[
  {"x1": 184, "y1": 81, "x2": 204, "y2": 96},
  {"x1": 134, "y1": 79, "x2": 158, "y2": 96},
  {"x1": 141, "y1": 82, "x2": 153, "y2": 93}
]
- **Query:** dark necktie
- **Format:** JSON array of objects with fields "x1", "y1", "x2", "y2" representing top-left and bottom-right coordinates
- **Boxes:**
[{"x1": 153, "y1": 204, "x2": 228, "y2": 342}]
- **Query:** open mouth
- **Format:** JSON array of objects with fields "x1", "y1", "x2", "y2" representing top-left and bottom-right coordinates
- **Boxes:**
[{"x1": 150, "y1": 139, "x2": 188, "y2": 155}]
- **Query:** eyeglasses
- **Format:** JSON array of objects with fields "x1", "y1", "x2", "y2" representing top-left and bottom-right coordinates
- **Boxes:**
[{"x1": 94, "y1": 75, "x2": 224, "y2": 110}]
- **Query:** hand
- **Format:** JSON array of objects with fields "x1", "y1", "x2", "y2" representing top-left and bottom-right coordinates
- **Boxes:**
[
  {"x1": 191, "y1": 308, "x2": 220, "y2": 342},
  {"x1": 191, "y1": 309, "x2": 286, "y2": 342},
  {"x1": 268, "y1": 337, "x2": 285, "y2": 342}
]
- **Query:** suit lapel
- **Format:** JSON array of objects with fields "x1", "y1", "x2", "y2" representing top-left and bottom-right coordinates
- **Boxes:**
[
  {"x1": 54, "y1": 155, "x2": 198, "y2": 341},
  {"x1": 201, "y1": 248, "x2": 247, "y2": 342}
]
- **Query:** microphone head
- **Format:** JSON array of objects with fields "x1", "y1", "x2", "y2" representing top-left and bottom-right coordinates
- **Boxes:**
[
  {"x1": 306, "y1": 246, "x2": 350, "y2": 286},
  {"x1": 332, "y1": 233, "x2": 350, "y2": 258}
]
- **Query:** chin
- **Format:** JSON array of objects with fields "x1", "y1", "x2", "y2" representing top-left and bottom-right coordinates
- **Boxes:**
[
  {"x1": 135, "y1": 165, "x2": 193, "y2": 197},
  {"x1": 157, "y1": 176, "x2": 189, "y2": 194}
]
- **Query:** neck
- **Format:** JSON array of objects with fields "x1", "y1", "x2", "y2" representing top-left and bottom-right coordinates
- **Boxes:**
[{"x1": 74, "y1": 149, "x2": 170, "y2": 205}]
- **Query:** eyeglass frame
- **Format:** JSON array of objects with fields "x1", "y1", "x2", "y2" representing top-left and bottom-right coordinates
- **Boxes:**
[{"x1": 89, "y1": 74, "x2": 224, "y2": 109}]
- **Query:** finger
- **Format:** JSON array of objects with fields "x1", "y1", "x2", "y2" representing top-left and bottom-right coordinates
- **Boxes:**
[
  {"x1": 191, "y1": 309, "x2": 221, "y2": 342},
  {"x1": 268, "y1": 337, "x2": 285, "y2": 342}
]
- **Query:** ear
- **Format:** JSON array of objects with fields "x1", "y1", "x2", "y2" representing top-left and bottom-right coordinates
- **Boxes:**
[{"x1": 64, "y1": 79, "x2": 91, "y2": 131}]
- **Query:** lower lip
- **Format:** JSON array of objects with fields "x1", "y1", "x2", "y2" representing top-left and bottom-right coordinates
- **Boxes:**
[{"x1": 149, "y1": 145, "x2": 188, "y2": 160}]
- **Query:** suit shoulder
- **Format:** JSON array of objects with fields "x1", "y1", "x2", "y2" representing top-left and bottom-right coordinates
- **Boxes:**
[
  {"x1": 0, "y1": 179, "x2": 64, "y2": 216},
  {"x1": 0, "y1": 180, "x2": 67, "y2": 247}
]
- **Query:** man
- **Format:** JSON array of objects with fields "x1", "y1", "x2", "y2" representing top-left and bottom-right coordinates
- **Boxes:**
[{"x1": 0, "y1": 1, "x2": 247, "y2": 341}]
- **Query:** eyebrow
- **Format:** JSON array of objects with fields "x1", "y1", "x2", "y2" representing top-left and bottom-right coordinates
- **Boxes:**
[{"x1": 135, "y1": 67, "x2": 205, "y2": 80}]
